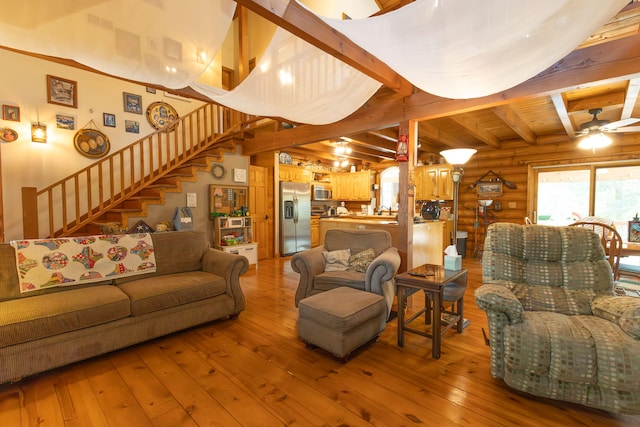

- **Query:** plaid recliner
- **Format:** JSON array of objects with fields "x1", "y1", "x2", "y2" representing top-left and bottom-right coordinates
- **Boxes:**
[{"x1": 475, "y1": 222, "x2": 640, "y2": 414}]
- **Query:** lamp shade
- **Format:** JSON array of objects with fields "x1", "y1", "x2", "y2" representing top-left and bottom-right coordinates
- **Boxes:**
[{"x1": 440, "y1": 148, "x2": 477, "y2": 165}]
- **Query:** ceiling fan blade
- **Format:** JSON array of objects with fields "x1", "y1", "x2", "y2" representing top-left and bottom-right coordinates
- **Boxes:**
[
  {"x1": 606, "y1": 125, "x2": 640, "y2": 133},
  {"x1": 601, "y1": 117, "x2": 640, "y2": 130}
]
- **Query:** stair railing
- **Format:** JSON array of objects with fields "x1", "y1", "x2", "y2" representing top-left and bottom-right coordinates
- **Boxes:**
[{"x1": 22, "y1": 103, "x2": 244, "y2": 238}]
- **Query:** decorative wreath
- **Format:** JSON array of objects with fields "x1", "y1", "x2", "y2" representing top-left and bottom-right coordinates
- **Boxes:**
[{"x1": 211, "y1": 163, "x2": 226, "y2": 179}]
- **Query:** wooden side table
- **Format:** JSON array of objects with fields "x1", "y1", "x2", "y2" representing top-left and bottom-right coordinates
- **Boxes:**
[{"x1": 396, "y1": 264, "x2": 468, "y2": 359}]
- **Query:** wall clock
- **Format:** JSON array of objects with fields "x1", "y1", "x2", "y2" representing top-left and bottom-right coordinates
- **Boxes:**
[
  {"x1": 146, "y1": 101, "x2": 179, "y2": 130},
  {"x1": 74, "y1": 128, "x2": 110, "y2": 158}
]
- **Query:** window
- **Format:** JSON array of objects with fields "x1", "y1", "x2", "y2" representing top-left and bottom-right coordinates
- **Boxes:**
[
  {"x1": 534, "y1": 163, "x2": 640, "y2": 240},
  {"x1": 379, "y1": 166, "x2": 399, "y2": 211}
]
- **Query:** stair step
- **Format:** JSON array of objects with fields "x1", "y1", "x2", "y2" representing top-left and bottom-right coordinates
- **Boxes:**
[{"x1": 109, "y1": 208, "x2": 144, "y2": 214}]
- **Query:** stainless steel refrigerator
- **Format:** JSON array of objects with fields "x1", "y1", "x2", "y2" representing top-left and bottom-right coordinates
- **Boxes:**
[{"x1": 280, "y1": 182, "x2": 311, "y2": 256}]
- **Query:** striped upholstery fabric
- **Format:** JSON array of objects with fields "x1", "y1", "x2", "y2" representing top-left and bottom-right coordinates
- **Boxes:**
[{"x1": 476, "y1": 223, "x2": 640, "y2": 414}]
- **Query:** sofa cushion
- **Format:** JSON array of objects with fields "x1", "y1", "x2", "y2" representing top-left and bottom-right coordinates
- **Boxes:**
[
  {"x1": 113, "y1": 231, "x2": 209, "y2": 284},
  {"x1": 117, "y1": 271, "x2": 227, "y2": 316},
  {"x1": 348, "y1": 248, "x2": 375, "y2": 273},
  {"x1": 323, "y1": 249, "x2": 350, "y2": 271},
  {"x1": 0, "y1": 243, "x2": 113, "y2": 302},
  {"x1": 324, "y1": 229, "x2": 392, "y2": 257},
  {"x1": 504, "y1": 311, "x2": 640, "y2": 392},
  {"x1": 0, "y1": 285, "x2": 130, "y2": 348},
  {"x1": 314, "y1": 270, "x2": 365, "y2": 291}
]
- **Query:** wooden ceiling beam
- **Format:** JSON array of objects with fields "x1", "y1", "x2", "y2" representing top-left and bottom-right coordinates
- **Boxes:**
[
  {"x1": 418, "y1": 121, "x2": 463, "y2": 147},
  {"x1": 348, "y1": 134, "x2": 397, "y2": 153},
  {"x1": 491, "y1": 105, "x2": 537, "y2": 144},
  {"x1": 550, "y1": 93, "x2": 576, "y2": 137},
  {"x1": 233, "y1": 0, "x2": 414, "y2": 96},
  {"x1": 447, "y1": 115, "x2": 501, "y2": 148},
  {"x1": 622, "y1": 77, "x2": 640, "y2": 118},
  {"x1": 567, "y1": 90, "x2": 626, "y2": 112}
]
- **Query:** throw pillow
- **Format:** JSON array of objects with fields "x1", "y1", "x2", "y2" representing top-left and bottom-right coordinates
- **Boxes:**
[
  {"x1": 323, "y1": 248, "x2": 351, "y2": 271},
  {"x1": 348, "y1": 248, "x2": 376, "y2": 273}
]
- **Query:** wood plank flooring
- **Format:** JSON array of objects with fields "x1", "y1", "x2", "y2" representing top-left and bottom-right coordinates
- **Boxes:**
[{"x1": 1, "y1": 257, "x2": 639, "y2": 426}]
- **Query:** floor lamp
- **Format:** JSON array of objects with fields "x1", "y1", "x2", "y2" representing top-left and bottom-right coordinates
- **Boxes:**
[{"x1": 440, "y1": 148, "x2": 477, "y2": 253}]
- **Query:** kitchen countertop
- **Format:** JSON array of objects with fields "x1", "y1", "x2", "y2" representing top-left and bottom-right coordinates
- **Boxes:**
[
  {"x1": 319, "y1": 216, "x2": 399, "y2": 225},
  {"x1": 318, "y1": 215, "x2": 448, "y2": 224}
]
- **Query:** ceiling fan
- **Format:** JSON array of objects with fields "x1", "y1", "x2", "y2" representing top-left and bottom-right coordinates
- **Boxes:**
[{"x1": 577, "y1": 108, "x2": 640, "y2": 136}]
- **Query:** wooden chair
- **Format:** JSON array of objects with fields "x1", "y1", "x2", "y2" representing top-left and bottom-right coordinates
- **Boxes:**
[{"x1": 569, "y1": 221, "x2": 622, "y2": 281}]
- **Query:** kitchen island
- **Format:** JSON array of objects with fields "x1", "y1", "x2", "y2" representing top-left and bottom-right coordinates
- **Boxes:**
[{"x1": 319, "y1": 216, "x2": 453, "y2": 271}]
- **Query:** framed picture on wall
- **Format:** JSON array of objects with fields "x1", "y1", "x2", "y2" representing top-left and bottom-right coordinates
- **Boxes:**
[
  {"x1": 125, "y1": 120, "x2": 139, "y2": 133},
  {"x1": 123, "y1": 92, "x2": 142, "y2": 114},
  {"x1": 630, "y1": 220, "x2": 640, "y2": 243},
  {"x1": 56, "y1": 114, "x2": 76, "y2": 130},
  {"x1": 47, "y1": 75, "x2": 77, "y2": 108},
  {"x1": 2, "y1": 105, "x2": 20, "y2": 121},
  {"x1": 103, "y1": 113, "x2": 116, "y2": 127},
  {"x1": 477, "y1": 181, "x2": 502, "y2": 197}
]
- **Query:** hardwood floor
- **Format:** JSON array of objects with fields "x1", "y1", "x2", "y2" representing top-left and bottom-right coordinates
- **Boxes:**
[{"x1": 1, "y1": 257, "x2": 639, "y2": 426}]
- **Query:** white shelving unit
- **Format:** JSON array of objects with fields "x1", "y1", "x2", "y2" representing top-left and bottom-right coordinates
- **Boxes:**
[{"x1": 213, "y1": 216, "x2": 257, "y2": 266}]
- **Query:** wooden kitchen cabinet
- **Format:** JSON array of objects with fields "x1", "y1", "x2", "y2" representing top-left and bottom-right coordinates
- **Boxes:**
[
  {"x1": 279, "y1": 164, "x2": 311, "y2": 183},
  {"x1": 331, "y1": 171, "x2": 375, "y2": 201},
  {"x1": 415, "y1": 164, "x2": 453, "y2": 200},
  {"x1": 310, "y1": 216, "x2": 320, "y2": 247}
]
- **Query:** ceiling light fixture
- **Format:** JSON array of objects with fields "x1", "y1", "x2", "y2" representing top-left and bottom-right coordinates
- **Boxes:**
[
  {"x1": 578, "y1": 130, "x2": 611, "y2": 152},
  {"x1": 334, "y1": 140, "x2": 351, "y2": 155}
]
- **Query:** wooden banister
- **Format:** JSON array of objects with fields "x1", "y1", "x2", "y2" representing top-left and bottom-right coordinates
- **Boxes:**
[{"x1": 22, "y1": 103, "x2": 246, "y2": 238}]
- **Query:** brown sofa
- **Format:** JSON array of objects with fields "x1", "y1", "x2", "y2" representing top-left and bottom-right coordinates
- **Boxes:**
[{"x1": 0, "y1": 231, "x2": 248, "y2": 384}]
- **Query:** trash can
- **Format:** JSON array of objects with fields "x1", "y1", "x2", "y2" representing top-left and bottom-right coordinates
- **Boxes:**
[{"x1": 456, "y1": 231, "x2": 468, "y2": 258}]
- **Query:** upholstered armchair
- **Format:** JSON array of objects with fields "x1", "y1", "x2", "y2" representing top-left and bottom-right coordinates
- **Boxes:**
[
  {"x1": 475, "y1": 222, "x2": 640, "y2": 414},
  {"x1": 291, "y1": 229, "x2": 401, "y2": 318}
]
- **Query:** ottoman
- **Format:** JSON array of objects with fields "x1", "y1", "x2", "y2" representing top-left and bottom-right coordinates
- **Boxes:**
[{"x1": 297, "y1": 286, "x2": 387, "y2": 361}]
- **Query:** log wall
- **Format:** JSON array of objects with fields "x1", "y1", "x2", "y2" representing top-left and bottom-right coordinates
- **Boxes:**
[{"x1": 457, "y1": 134, "x2": 640, "y2": 258}]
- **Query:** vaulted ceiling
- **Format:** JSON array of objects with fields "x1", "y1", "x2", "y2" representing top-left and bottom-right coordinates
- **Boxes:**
[
  {"x1": 237, "y1": 0, "x2": 640, "y2": 168},
  {"x1": 7, "y1": 0, "x2": 640, "y2": 168}
]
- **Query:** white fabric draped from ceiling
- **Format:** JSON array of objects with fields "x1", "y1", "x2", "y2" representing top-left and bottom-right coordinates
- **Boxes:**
[
  {"x1": 0, "y1": 0, "x2": 629, "y2": 125},
  {"x1": 190, "y1": 27, "x2": 382, "y2": 125},
  {"x1": 318, "y1": 0, "x2": 628, "y2": 99},
  {"x1": 0, "y1": 0, "x2": 235, "y2": 89}
]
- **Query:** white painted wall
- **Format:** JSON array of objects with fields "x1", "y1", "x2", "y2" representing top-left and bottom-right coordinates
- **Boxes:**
[
  {"x1": 127, "y1": 148, "x2": 249, "y2": 244},
  {"x1": 0, "y1": 48, "x2": 245, "y2": 241}
]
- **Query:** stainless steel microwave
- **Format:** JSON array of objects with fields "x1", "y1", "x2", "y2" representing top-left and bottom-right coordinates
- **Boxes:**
[{"x1": 312, "y1": 184, "x2": 332, "y2": 201}]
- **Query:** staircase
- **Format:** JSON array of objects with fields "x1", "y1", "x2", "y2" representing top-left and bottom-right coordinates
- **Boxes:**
[{"x1": 22, "y1": 103, "x2": 248, "y2": 238}]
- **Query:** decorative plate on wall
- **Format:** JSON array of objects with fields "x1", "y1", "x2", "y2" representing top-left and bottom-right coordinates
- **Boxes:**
[
  {"x1": 146, "y1": 101, "x2": 179, "y2": 130},
  {"x1": 0, "y1": 128, "x2": 18, "y2": 142},
  {"x1": 74, "y1": 128, "x2": 110, "y2": 158},
  {"x1": 279, "y1": 152, "x2": 292, "y2": 164}
]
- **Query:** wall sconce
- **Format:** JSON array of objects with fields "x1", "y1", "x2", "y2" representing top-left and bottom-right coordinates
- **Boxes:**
[{"x1": 31, "y1": 123, "x2": 47, "y2": 143}]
